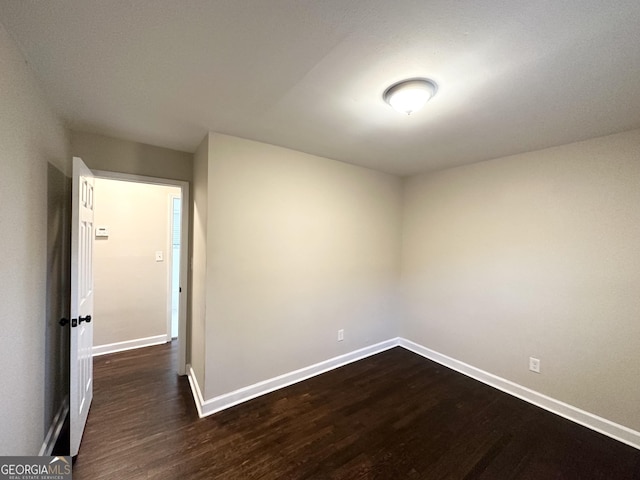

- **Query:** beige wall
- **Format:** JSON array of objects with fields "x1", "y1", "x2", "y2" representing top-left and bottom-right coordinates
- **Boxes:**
[
  {"x1": 0, "y1": 23, "x2": 70, "y2": 454},
  {"x1": 401, "y1": 128, "x2": 640, "y2": 432},
  {"x1": 71, "y1": 131, "x2": 193, "y2": 182},
  {"x1": 204, "y1": 134, "x2": 402, "y2": 398},
  {"x1": 93, "y1": 178, "x2": 180, "y2": 346},
  {"x1": 190, "y1": 135, "x2": 209, "y2": 387}
]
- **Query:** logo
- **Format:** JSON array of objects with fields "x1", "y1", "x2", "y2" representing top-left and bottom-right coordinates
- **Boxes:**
[{"x1": 0, "y1": 456, "x2": 72, "y2": 480}]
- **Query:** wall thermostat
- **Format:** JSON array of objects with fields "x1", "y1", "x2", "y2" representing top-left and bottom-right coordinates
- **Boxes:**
[{"x1": 95, "y1": 226, "x2": 109, "y2": 238}]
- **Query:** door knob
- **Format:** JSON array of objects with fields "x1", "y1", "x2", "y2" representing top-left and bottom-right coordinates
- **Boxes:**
[
  {"x1": 59, "y1": 318, "x2": 69, "y2": 326},
  {"x1": 79, "y1": 315, "x2": 92, "y2": 324}
]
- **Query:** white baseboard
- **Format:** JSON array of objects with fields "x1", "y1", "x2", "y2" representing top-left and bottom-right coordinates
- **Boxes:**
[
  {"x1": 39, "y1": 395, "x2": 69, "y2": 456},
  {"x1": 92, "y1": 334, "x2": 168, "y2": 356},
  {"x1": 398, "y1": 338, "x2": 640, "y2": 451},
  {"x1": 189, "y1": 338, "x2": 399, "y2": 418},
  {"x1": 185, "y1": 336, "x2": 639, "y2": 450},
  {"x1": 186, "y1": 365, "x2": 205, "y2": 418}
]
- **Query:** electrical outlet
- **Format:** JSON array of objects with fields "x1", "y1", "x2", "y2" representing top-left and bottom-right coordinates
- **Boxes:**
[
  {"x1": 529, "y1": 357, "x2": 541, "y2": 373},
  {"x1": 337, "y1": 329, "x2": 344, "y2": 342}
]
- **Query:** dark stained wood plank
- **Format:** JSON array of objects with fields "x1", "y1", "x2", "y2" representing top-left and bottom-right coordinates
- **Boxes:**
[{"x1": 72, "y1": 343, "x2": 640, "y2": 479}]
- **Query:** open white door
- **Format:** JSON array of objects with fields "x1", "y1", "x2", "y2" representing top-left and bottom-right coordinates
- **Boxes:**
[{"x1": 70, "y1": 157, "x2": 95, "y2": 457}]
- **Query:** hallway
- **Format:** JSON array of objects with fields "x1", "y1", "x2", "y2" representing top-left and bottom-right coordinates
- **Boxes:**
[{"x1": 73, "y1": 343, "x2": 195, "y2": 478}]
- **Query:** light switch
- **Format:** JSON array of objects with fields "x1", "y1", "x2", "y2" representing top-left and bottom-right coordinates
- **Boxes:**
[{"x1": 155, "y1": 251, "x2": 164, "y2": 262}]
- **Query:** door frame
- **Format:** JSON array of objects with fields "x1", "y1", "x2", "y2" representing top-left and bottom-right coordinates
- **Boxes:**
[
  {"x1": 168, "y1": 193, "x2": 182, "y2": 340},
  {"x1": 92, "y1": 169, "x2": 190, "y2": 376}
]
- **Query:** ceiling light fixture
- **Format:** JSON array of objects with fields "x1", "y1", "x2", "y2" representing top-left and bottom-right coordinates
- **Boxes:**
[{"x1": 383, "y1": 78, "x2": 438, "y2": 115}]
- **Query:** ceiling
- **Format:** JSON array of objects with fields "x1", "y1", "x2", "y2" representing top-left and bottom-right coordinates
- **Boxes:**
[{"x1": 1, "y1": 1, "x2": 640, "y2": 176}]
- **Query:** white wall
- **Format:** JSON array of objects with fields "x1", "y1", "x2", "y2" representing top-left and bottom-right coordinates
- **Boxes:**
[
  {"x1": 204, "y1": 134, "x2": 402, "y2": 398},
  {"x1": 93, "y1": 179, "x2": 181, "y2": 347},
  {"x1": 0, "y1": 23, "x2": 69, "y2": 454},
  {"x1": 190, "y1": 135, "x2": 209, "y2": 388},
  {"x1": 401, "y1": 129, "x2": 640, "y2": 432},
  {"x1": 71, "y1": 131, "x2": 193, "y2": 182}
]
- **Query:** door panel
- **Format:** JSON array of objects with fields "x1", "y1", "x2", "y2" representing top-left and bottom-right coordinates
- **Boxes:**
[{"x1": 70, "y1": 157, "x2": 94, "y2": 457}]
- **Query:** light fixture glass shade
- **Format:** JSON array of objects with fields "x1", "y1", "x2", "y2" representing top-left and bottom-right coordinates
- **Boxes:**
[{"x1": 383, "y1": 78, "x2": 437, "y2": 115}]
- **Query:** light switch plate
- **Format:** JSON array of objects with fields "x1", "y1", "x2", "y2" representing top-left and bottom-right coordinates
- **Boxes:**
[{"x1": 155, "y1": 251, "x2": 163, "y2": 262}]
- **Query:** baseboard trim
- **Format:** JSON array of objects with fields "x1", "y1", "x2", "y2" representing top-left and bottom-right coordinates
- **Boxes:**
[
  {"x1": 185, "y1": 336, "x2": 639, "y2": 450},
  {"x1": 92, "y1": 334, "x2": 168, "y2": 356},
  {"x1": 191, "y1": 338, "x2": 399, "y2": 419},
  {"x1": 39, "y1": 395, "x2": 69, "y2": 456},
  {"x1": 186, "y1": 364, "x2": 205, "y2": 418},
  {"x1": 398, "y1": 338, "x2": 640, "y2": 450}
]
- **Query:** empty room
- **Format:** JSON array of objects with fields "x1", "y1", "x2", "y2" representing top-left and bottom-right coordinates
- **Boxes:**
[{"x1": 0, "y1": 1, "x2": 639, "y2": 479}]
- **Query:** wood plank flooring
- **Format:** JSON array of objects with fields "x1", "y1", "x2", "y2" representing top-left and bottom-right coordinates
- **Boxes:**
[{"x1": 73, "y1": 343, "x2": 640, "y2": 479}]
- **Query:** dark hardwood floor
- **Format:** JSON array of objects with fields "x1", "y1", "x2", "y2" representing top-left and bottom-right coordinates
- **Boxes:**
[{"x1": 73, "y1": 343, "x2": 640, "y2": 479}]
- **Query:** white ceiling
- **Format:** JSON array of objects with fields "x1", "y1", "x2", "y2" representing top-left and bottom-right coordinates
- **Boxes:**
[{"x1": 1, "y1": 1, "x2": 640, "y2": 175}]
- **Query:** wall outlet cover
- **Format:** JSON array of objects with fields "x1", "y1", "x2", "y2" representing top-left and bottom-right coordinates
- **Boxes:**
[{"x1": 529, "y1": 357, "x2": 541, "y2": 373}]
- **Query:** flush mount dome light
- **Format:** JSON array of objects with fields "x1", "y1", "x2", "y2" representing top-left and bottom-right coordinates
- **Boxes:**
[{"x1": 383, "y1": 78, "x2": 438, "y2": 115}]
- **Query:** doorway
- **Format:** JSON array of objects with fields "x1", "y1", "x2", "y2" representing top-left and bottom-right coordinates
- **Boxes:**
[
  {"x1": 170, "y1": 195, "x2": 181, "y2": 339},
  {"x1": 91, "y1": 170, "x2": 189, "y2": 375}
]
